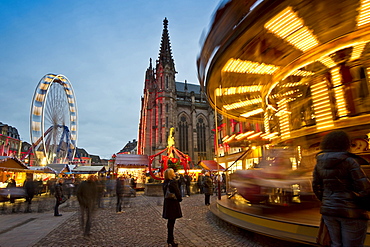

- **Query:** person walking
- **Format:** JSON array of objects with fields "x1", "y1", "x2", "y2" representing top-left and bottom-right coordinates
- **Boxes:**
[
  {"x1": 54, "y1": 178, "x2": 64, "y2": 216},
  {"x1": 184, "y1": 174, "x2": 191, "y2": 197},
  {"x1": 203, "y1": 172, "x2": 213, "y2": 206},
  {"x1": 162, "y1": 168, "x2": 182, "y2": 247},
  {"x1": 23, "y1": 177, "x2": 36, "y2": 213},
  {"x1": 116, "y1": 176, "x2": 125, "y2": 213},
  {"x1": 77, "y1": 175, "x2": 98, "y2": 237},
  {"x1": 312, "y1": 130, "x2": 370, "y2": 247}
]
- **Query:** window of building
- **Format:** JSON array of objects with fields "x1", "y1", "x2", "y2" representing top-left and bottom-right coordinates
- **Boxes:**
[
  {"x1": 197, "y1": 117, "x2": 207, "y2": 160},
  {"x1": 178, "y1": 116, "x2": 189, "y2": 152}
]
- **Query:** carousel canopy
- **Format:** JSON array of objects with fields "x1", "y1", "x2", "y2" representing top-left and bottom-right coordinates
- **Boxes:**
[
  {"x1": 115, "y1": 154, "x2": 149, "y2": 168},
  {"x1": 199, "y1": 160, "x2": 225, "y2": 171}
]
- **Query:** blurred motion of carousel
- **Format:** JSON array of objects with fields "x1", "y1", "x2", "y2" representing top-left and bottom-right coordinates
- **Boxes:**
[{"x1": 197, "y1": 0, "x2": 370, "y2": 245}]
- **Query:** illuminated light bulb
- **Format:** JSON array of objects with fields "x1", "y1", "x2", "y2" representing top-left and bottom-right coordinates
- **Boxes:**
[{"x1": 265, "y1": 6, "x2": 319, "y2": 52}]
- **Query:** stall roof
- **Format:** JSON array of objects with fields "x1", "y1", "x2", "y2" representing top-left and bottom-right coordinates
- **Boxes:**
[
  {"x1": 0, "y1": 156, "x2": 29, "y2": 170},
  {"x1": 115, "y1": 154, "x2": 149, "y2": 167},
  {"x1": 28, "y1": 166, "x2": 55, "y2": 173},
  {"x1": 72, "y1": 166, "x2": 106, "y2": 174},
  {"x1": 199, "y1": 160, "x2": 225, "y2": 171},
  {"x1": 47, "y1": 164, "x2": 71, "y2": 174}
]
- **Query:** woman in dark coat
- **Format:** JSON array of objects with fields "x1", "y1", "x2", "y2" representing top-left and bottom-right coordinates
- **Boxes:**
[
  {"x1": 312, "y1": 130, "x2": 370, "y2": 246},
  {"x1": 54, "y1": 178, "x2": 64, "y2": 216},
  {"x1": 203, "y1": 172, "x2": 213, "y2": 206},
  {"x1": 162, "y1": 168, "x2": 182, "y2": 247}
]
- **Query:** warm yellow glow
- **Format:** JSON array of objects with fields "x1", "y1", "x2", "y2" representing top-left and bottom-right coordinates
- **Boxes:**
[
  {"x1": 240, "y1": 108, "x2": 264, "y2": 118},
  {"x1": 223, "y1": 134, "x2": 236, "y2": 143},
  {"x1": 331, "y1": 67, "x2": 348, "y2": 117},
  {"x1": 290, "y1": 70, "x2": 314, "y2": 77},
  {"x1": 311, "y1": 80, "x2": 334, "y2": 129},
  {"x1": 318, "y1": 56, "x2": 337, "y2": 68},
  {"x1": 261, "y1": 132, "x2": 278, "y2": 139},
  {"x1": 235, "y1": 131, "x2": 255, "y2": 140},
  {"x1": 215, "y1": 86, "x2": 262, "y2": 96},
  {"x1": 223, "y1": 98, "x2": 262, "y2": 110},
  {"x1": 264, "y1": 111, "x2": 270, "y2": 134},
  {"x1": 277, "y1": 99, "x2": 290, "y2": 139},
  {"x1": 264, "y1": 6, "x2": 319, "y2": 52},
  {"x1": 247, "y1": 132, "x2": 262, "y2": 139},
  {"x1": 357, "y1": 0, "x2": 370, "y2": 27},
  {"x1": 222, "y1": 135, "x2": 230, "y2": 142},
  {"x1": 222, "y1": 58, "x2": 279, "y2": 74},
  {"x1": 350, "y1": 43, "x2": 366, "y2": 60}
]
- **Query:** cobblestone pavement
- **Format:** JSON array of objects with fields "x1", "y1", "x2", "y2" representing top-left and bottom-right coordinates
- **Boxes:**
[{"x1": 30, "y1": 193, "x2": 311, "y2": 247}]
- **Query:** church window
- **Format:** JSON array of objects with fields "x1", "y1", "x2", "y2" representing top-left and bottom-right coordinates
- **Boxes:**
[
  {"x1": 197, "y1": 117, "x2": 207, "y2": 160},
  {"x1": 166, "y1": 76, "x2": 169, "y2": 89},
  {"x1": 178, "y1": 116, "x2": 189, "y2": 152}
]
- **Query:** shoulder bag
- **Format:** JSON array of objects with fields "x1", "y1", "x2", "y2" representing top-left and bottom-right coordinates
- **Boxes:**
[
  {"x1": 316, "y1": 217, "x2": 331, "y2": 246},
  {"x1": 165, "y1": 183, "x2": 177, "y2": 200}
]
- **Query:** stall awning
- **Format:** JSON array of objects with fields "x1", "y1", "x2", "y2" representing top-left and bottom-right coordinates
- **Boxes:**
[
  {"x1": 115, "y1": 154, "x2": 149, "y2": 168},
  {"x1": 199, "y1": 160, "x2": 225, "y2": 171}
]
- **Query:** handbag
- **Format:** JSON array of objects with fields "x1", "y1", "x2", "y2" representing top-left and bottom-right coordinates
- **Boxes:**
[
  {"x1": 165, "y1": 184, "x2": 177, "y2": 200},
  {"x1": 60, "y1": 195, "x2": 68, "y2": 204},
  {"x1": 316, "y1": 217, "x2": 331, "y2": 247}
]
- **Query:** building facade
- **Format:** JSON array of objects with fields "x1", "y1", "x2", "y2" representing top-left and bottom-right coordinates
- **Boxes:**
[
  {"x1": 138, "y1": 18, "x2": 215, "y2": 167},
  {"x1": 0, "y1": 122, "x2": 21, "y2": 157}
]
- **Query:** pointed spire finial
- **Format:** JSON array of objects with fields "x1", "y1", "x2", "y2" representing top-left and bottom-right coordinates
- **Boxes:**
[{"x1": 158, "y1": 18, "x2": 175, "y2": 70}]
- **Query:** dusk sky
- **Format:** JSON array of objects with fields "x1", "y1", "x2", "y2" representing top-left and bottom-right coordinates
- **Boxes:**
[{"x1": 0, "y1": 0, "x2": 221, "y2": 159}]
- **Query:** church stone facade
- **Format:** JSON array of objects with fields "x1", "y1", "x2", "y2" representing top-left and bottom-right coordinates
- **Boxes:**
[{"x1": 138, "y1": 18, "x2": 214, "y2": 168}]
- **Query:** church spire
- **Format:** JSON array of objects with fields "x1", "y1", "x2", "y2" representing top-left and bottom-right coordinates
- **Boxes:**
[{"x1": 158, "y1": 17, "x2": 175, "y2": 70}]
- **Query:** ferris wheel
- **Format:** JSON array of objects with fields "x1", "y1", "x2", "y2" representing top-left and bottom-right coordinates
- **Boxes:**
[{"x1": 30, "y1": 74, "x2": 78, "y2": 165}]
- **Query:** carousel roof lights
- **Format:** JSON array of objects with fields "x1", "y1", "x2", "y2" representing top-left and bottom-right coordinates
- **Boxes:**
[
  {"x1": 240, "y1": 108, "x2": 264, "y2": 118},
  {"x1": 357, "y1": 0, "x2": 370, "y2": 27},
  {"x1": 222, "y1": 135, "x2": 230, "y2": 142},
  {"x1": 318, "y1": 56, "x2": 337, "y2": 68},
  {"x1": 215, "y1": 86, "x2": 262, "y2": 96},
  {"x1": 247, "y1": 132, "x2": 262, "y2": 139},
  {"x1": 264, "y1": 6, "x2": 319, "y2": 52},
  {"x1": 235, "y1": 131, "x2": 255, "y2": 140},
  {"x1": 223, "y1": 134, "x2": 237, "y2": 143},
  {"x1": 311, "y1": 80, "x2": 334, "y2": 129},
  {"x1": 331, "y1": 67, "x2": 348, "y2": 117},
  {"x1": 223, "y1": 97, "x2": 262, "y2": 110},
  {"x1": 350, "y1": 43, "x2": 367, "y2": 61},
  {"x1": 222, "y1": 58, "x2": 280, "y2": 74}
]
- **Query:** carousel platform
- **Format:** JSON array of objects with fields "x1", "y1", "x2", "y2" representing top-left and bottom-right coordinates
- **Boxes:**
[{"x1": 210, "y1": 195, "x2": 370, "y2": 246}]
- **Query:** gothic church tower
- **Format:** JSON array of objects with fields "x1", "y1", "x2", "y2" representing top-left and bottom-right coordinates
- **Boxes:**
[{"x1": 138, "y1": 18, "x2": 214, "y2": 167}]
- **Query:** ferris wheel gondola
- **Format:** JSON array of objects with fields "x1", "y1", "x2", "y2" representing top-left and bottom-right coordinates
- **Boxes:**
[{"x1": 30, "y1": 74, "x2": 78, "y2": 165}]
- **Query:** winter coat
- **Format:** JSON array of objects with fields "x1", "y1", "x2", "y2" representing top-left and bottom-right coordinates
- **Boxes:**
[
  {"x1": 312, "y1": 151, "x2": 370, "y2": 220},
  {"x1": 77, "y1": 180, "x2": 98, "y2": 208},
  {"x1": 203, "y1": 175, "x2": 213, "y2": 196},
  {"x1": 162, "y1": 179, "x2": 182, "y2": 220},
  {"x1": 54, "y1": 182, "x2": 64, "y2": 201}
]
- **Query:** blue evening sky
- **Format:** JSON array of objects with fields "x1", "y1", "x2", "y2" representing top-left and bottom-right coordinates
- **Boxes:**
[{"x1": 0, "y1": 0, "x2": 221, "y2": 159}]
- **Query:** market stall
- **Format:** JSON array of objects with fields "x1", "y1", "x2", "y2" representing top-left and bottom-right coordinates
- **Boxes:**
[{"x1": 115, "y1": 154, "x2": 148, "y2": 190}]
